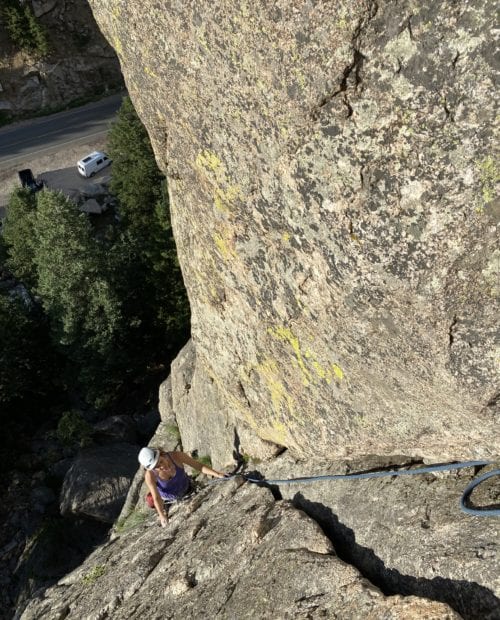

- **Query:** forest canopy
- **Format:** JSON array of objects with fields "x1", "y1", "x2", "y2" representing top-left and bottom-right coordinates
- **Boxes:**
[{"x1": 0, "y1": 97, "x2": 190, "y2": 456}]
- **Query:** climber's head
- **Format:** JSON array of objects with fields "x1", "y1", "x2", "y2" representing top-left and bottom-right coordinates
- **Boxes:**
[{"x1": 138, "y1": 446, "x2": 160, "y2": 470}]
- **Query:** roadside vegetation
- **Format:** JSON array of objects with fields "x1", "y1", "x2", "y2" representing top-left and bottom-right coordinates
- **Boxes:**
[
  {"x1": 2, "y1": 0, "x2": 50, "y2": 57},
  {"x1": 0, "y1": 96, "x2": 190, "y2": 463}
]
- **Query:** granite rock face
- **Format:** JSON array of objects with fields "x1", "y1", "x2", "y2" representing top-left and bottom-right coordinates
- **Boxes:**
[
  {"x1": 88, "y1": 0, "x2": 499, "y2": 462},
  {"x1": 19, "y1": 479, "x2": 462, "y2": 620},
  {"x1": 170, "y1": 339, "x2": 283, "y2": 468},
  {"x1": 266, "y1": 455, "x2": 500, "y2": 619},
  {"x1": 59, "y1": 443, "x2": 139, "y2": 523}
]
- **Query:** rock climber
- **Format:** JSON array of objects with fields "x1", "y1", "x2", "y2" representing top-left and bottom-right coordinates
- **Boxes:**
[{"x1": 138, "y1": 447, "x2": 226, "y2": 527}]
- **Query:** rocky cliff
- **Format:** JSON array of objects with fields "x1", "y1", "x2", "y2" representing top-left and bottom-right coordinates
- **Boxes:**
[
  {"x1": 0, "y1": 0, "x2": 122, "y2": 119},
  {"x1": 86, "y1": 0, "x2": 499, "y2": 463},
  {"x1": 18, "y1": 452, "x2": 500, "y2": 619},
  {"x1": 15, "y1": 1, "x2": 499, "y2": 619}
]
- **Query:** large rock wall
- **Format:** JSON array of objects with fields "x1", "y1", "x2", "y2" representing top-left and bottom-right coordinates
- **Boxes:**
[{"x1": 89, "y1": 0, "x2": 498, "y2": 461}]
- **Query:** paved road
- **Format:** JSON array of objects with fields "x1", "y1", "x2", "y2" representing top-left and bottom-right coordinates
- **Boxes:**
[{"x1": 0, "y1": 93, "x2": 124, "y2": 170}]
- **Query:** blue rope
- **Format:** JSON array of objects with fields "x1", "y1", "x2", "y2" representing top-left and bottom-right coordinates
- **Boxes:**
[{"x1": 216, "y1": 460, "x2": 500, "y2": 517}]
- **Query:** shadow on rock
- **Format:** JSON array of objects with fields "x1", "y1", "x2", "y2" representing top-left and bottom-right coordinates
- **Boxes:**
[{"x1": 293, "y1": 493, "x2": 500, "y2": 620}]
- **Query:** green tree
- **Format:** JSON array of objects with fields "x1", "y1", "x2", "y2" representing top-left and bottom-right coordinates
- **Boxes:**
[
  {"x1": 2, "y1": 0, "x2": 50, "y2": 57},
  {"x1": 108, "y1": 96, "x2": 164, "y2": 233},
  {"x1": 33, "y1": 191, "x2": 123, "y2": 404},
  {"x1": 2, "y1": 188, "x2": 38, "y2": 287},
  {"x1": 0, "y1": 291, "x2": 57, "y2": 426},
  {"x1": 107, "y1": 97, "x2": 190, "y2": 358}
]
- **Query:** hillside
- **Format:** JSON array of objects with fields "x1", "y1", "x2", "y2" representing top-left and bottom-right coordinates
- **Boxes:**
[{"x1": 0, "y1": 0, "x2": 122, "y2": 121}]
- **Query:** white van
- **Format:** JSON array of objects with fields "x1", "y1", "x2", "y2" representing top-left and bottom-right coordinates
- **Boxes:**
[{"x1": 77, "y1": 151, "x2": 112, "y2": 178}]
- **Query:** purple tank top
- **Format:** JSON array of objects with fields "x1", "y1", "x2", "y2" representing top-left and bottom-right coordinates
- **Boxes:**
[{"x1": 154, "y1": 453, "x2": 190, "y2": 501}]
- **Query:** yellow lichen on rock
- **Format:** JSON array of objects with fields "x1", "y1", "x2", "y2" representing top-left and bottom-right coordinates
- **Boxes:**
[{"x1": 269, "y1": 327, "x2": 345, "y2": 386}]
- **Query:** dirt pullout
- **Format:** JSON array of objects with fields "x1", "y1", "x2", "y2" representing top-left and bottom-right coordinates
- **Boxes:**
[{"x1": 0, "y1": 136, "x2": 108, "y2": 213}]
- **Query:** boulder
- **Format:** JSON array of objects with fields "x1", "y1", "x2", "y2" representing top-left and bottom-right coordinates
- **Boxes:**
[
  {"x1": 19, "y1": 479, "x2": 460, "y2": 619},
  {"x1": 59, "y1": 443, "x2": 138, "y2": 523},
  {"x1": 93, "y1": 415, "x2": 138, "y2": 445}
]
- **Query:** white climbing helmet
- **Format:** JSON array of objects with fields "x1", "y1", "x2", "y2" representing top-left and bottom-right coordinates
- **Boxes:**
[{"x1": 138, "y1": 447, "x2": 160, "y2": 470}]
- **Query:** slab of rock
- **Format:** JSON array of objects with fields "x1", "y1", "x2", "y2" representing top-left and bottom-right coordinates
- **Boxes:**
[
  {"x1": 89, "y1": 0, "x2": 499, "y2": 462},
  {"x1": 19, "y1": 479, "x2": 460, "y2": 619},
  {"x1": 60, "y1": 443, "x2": 138, "y2": 523},
  {"x1": 264, "y1": 455, "x2": 500, "y2": 619},
  {"x1": 170, "y1": 339, "x2": 284, "y2": 469}
]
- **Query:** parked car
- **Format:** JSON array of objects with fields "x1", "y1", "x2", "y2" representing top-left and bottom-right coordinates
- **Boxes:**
[
  {"x1": 77, "y1": 151, "x2": 112, "y2": 178},
  {"x1": 18, "y1": 169, "x2": 44, "y2": 192}
]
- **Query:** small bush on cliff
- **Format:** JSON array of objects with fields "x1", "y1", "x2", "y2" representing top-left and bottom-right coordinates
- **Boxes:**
[
  {"x1": 3, "y1": 1, "x2": 50, "y2": 57},
  {"x1": 82, "y1": 564, "x2": 106, "y2": 585},
  {"x1": 56, "y1": 410, "x2": 93, "y2": 447}
]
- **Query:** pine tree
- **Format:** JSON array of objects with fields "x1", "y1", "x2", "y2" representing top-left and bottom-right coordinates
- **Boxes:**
[
  {"x1": 2, "y1": 188, "x2": 38, "y2": 287},
  {"x1": 108, "y1": 96, "x2": 164, "y2": 233},
  {"x1": 33, "y1": 190, "x2": 123, "y2": 405},
  {"x1": 108, "y1": 97, "x2": 190, "y2": 358}
]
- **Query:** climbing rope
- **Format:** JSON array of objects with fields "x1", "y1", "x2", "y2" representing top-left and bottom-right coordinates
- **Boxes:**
[{"x1": 215, "y1": 460, "x2": 500, "y2": 517}]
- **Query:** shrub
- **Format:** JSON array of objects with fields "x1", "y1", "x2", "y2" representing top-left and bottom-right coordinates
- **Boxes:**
[
  {"x1": 82, "y1": 564, "x2": 106, "y2": 585},
  {"x1": 115, "y1": 509, "x2": 147, "y2": 534},
  {"x1": 165, "y1": 423, "x2": 181, "y2": 441},
  {"x1": 56, "y1": 410, "x2": 93, "y2": 447}
]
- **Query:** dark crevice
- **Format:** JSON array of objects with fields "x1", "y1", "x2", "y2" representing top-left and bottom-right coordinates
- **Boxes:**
[
  {"x1": 343, "y1": 95, "x2": 354, "y2": 117},
  {"x1": 237, "y1": 381, "x2": 252, "y2": 409},
  {"x1": 244, "y1": 469, "x2": 283, "y2": 500},
  {"x1": 344, "y1": 458, "x2": 422, "y2": 474},
  {"x1": 448, "y1": 315, "x2": 458, "y2": 346},
  {"x1": 452, "y1": 51, "x2": 460, "y2": 70},
  {"x1": 407, "y1": 16, "x2": 415, "y2": 41},
  {"x1": 311, "y1": 1, "x2": 377, "y2": 121},
  {"x1": 398, "y1": 14, "x2": 415, "y2": 40},
  {"x1": 482, "y1": 392, "x2": 499, "y2": 416},
  {"x1": 291, "y1": 494, "x2": 500, "y2": 620},
  {"x1": 314, "y1": 49, "x2": 366, "y2": 120},
  {"x1": 215, "y1": 580, "x2": 238, "y2": 616}
]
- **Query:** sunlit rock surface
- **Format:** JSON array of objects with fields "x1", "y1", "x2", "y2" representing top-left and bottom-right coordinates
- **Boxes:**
[
  {"x1": 88, "y1": 0, "x2": 498, "y2": 462},
  {"x1": 19, "y1": 479, "x2": 463, "y2": 620}
]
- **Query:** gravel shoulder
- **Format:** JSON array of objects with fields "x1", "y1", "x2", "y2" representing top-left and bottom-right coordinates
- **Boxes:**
[{"x1": 0, "y1": 135, "x2": 109, "y2": 214}]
